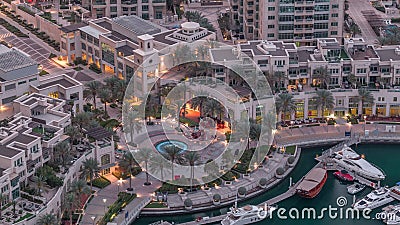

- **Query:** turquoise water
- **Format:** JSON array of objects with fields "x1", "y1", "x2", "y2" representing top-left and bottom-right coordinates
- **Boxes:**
[
  {"x1": 135, "y1": 144, "x2": 400, "y2": 225},
  {"x1": 155, "y1": 140, "x2": 188, "y2": 154}
]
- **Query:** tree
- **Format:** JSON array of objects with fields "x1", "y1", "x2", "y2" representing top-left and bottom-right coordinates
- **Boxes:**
[
  {"x1": 275, "y1": 93, "x2": 296, "y2": 122},
  {"x1": 149, "y1": 154, "x2": 170, "y2": 181},
  {"x1": 37, "y1": 213, "x2": 58, "y2": 225},
  {"x1": 124, "y1": 110, "x2": 142, "y2": 144},
  {"x1": 134, "y1": 148, "x2": 153, "y2": 185},
  {"x1": 203, "y1": 98, "x2": 224, "y2": 120},
  {"x1": 82, "y1": 158, "x2": 99, "y2": 192},
  {"x1": 70, "y1": 179, "x2": 90, "y2": 208},
  {"x1": 190, "y1": 96, "x2": 208, "y2": 117},
  {"x1": 163, "y1": 145, "x2": 184, "y2": 181},
  {"x1": 315, "y1": 90, "x2": 335, "y2": 117},
  {"x1": 72, "y1": 112, "x2": 93, "y2": 132},
  {"x1": 65, "y1": 125, "x2": 82, "y2": 147},
  {"x1": 54, "y1": 141, "x2": 71, "y2": 169},
  {"x1": 84, "y1": 81, "x2": 102, "y2": 109},
  {"x1": 196, "y1": 44, "x2": 209, "y2": 60},
  {"x1": 33, "y1": 174, "x2": 47, "y2": 196},
  {"x1": 349, "y1": 23, "x2": 361, "y2": 37},
  {"x1": 313, "y1": 67, "x2": 331, "y2": 89},
  {"x1": 273, "y1": 71, "x2": 288, "y2": 90},
  {"x1": 347, "y1": 73, "x2": 357, "y2": 88},
  {"x1": 184, "y1": 152, "x2": 200, "y2": 191},
  {"x1": 63, "y1": 192, "x2": 78, "y2": 225},
  {"x1": 358, "y1": 88, "x2": 374, "y2": 115},
  {"x1": 0, "y1": 194, "x2": 7, "y2": 218},
  {"x1": 119, "y1": 151, "x2": 137, "y2": 191},
  {"x1": 98, "y1": 89, "x2": 112, "y2": 115}
]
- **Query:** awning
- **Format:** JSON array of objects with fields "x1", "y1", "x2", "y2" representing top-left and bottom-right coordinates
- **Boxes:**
[
  {"x1": 99, "y1": 162, "x2": 116, "y2": 170},
  {"x1": 334, "y1": 107, "x2": 348, "y2": 111}
]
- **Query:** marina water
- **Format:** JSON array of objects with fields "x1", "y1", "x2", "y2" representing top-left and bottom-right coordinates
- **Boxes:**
[{"x1": 135, "y1": 144, "x2": 400, "y2": 225}]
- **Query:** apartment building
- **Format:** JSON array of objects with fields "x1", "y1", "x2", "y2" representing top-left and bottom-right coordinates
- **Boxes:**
[
  {"x1": 59, "y1": 15, "x2": 216, "y2": 82},
  {"x1": 0, "y1": 45, "x2": 39, "y2": 107},
  {"x1": 82, "y1": 0, "x2": 166, "y2": 22},
  {"x1": 0, "y1": 93, "x2": 71, "y2": 203},
  {"x1": 231, "y1": 0, "x2": 344, "y2": 45},
  {"x1": 208, "y1": 38, "x2": 400, "y2": 119}
]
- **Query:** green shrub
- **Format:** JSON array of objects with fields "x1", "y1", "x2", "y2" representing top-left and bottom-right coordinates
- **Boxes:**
[
  {"x1": 39, "y1": 70, "x2": 49, "y2": 76},
  {"x1": 92, "y1": 176, "x2": 111, "y2": 188},
  {"x1": 89, "y1": 63, "x2": 101, "y2": 74}
]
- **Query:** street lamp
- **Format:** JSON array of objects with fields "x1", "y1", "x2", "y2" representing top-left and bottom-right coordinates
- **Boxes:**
[
  {"x1": 103, "y1": 198, "x2": 107, "y2": 213},
  {"x1": 363, "y1": 115, "x2": 367, "y2": 136},
  {"x1": 117, "y1": 183, "x2": 120, "y2": 193},
  {"x1": 91, "y1": 216, "x2": 96, "y2": 225}
]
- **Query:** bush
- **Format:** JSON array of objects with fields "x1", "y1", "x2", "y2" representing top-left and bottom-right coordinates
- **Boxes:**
[
  {"x1": 184, "y1": 198, "x2": 193, "y2": 207},
  {"x1": 73, "y1": 57, "x2": 88, "y2": 66},
  {"x1": 47, "y1": 175, "x2": 63, "y2": 188},
  {"x1": 213, "y1": 194, "x2": 221, "y2": 202},
  {"x1": 92, "y1": 176, "x2": 111, "y2": 188},
  {"x1": 276, "y1": 167, "x2": 285, "y2": 176},
  {"x1": 287, "y1": 156, "x2": 296, "y2": 165},
  {"x1": 157, "y1": 182, "x2": 179, "y2": 194},
  {"x1": 238, "y1": 187, "x2": 246, "y2": 195},
  {"x1": 221, "y1": 170, "x2": 239, "y2": 181},
  {"x1": 89, "y1": 63, "x2": 101, "y2": 74},
  {"x1": 98, "y1": 192, "x2": 136, "y2": 225},
  {"x1": 39, "y1": 70, "x2": 49, "y2": 76},
  {"x1": 259, "y1": 178, "x2": 267, "y2": 186}
]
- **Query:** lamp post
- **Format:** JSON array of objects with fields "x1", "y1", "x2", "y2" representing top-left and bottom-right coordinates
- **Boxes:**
[
  {"x1": 363, "y1": 115, "x2": 367, "y2": 137},
  {"x1": 103, "y1": 198, "x2": 107, "y2": 213},
  {"x1": 90, "y1": 216, "x2": 95, "y2": 225},
  {"x1": 117, "y1": 183, "x2": 120, "y2": 193}
]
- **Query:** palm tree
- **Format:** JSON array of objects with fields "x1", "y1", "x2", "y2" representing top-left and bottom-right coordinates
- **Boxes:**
[
  {"x1": 190, "y1": 96, "x2": 208, "y2": 117},
  {"x1": 275, "y1": 93, "x2": 296, "y2": 123},
  {"x1": 347, "y1": 73, "x2": 357, "y2": 88},
  {"x1": 65, "y1": 125, "x2": 82, "y2": 147},
  {"x1": 70, "y1": 179, "x2": 90, "y2": 208},
  {"x1": 358, "y1": 88, "x2": 375, "y2": 115},
  {"x1": 184, "y1": 152, "x2": 200, "y2": 191},
  {"x1": 37, "y1": 213, "x2": 58, "y2": 225},
  {"x1": 119, "y1": 151, "x2": 137, "y2": 191},
  {"x1": 203, "y1": 98, "x2": 224, "y2": 120},
  {"x1": 349, "y1": 23, "x2": 361, "y2": 37},
  {"x1": 72, "y1": 112, "x2": 93, "y2": 132},
  {"x1": 82, "y1": 158, "x2": 99, "y2": 192},
  {"x1": 196, "y1": 44, "x2": 209, "y2": 60},
  {"x1": 134, "y1": 148, "x2": 153, "y2": 185},
  {"x1": 33, "y1": 174, "x2": 47, "y2": 196},
  {"x1": 124, "y1": 110, "x2": 142, "y2": 144},
  {"x1": 84, "y1": 80, "x2": 102, "y2": 109},
  {"x1": 98, "y1": 89, "x2": 112, "y2": 115},
  {"x1": 163, "y1": 145, "x2": 184, "y2": 181},
  {"x1": 313, "y1": 67, "x2": 331, "y2": 89},
  {"x1": 0, "y1": 194, "x2": 7, "y2": 218},
  {"x1": 315, "y1": 90, "x2": 335, "y2": 117},
  {"x1": 149, "y1": 154, "x2": 170, "y2": 181},
  {"x1": 273, "y1": 71, "x2": 288, "y2": 90},
  {"x1": 203, "y1": 159, "x2": 219, "y2": 179},
  {"x1": 145, "y1": 94, "x2": 159, "y2": 123},
  {"x1": 63, "y1": 192, "x2": 78, "y2": 225},
  {"x1": 54, "y1": 141, "x2": 71, "y2": 169}
]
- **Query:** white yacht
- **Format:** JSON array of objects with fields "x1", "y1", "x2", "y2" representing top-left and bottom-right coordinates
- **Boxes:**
[
  {"x1": 347, "y1": 183, "x2": 366, "y2": 195},
  {"x1": 333, "y1": 145, "x2": 386, "y2": 180},
  {"x1": 353, "y1": 187, "x2": 394, "y2": 210},
  {"x1": 221, "y1": 204, "x2": 276, "y2": 225},
  {"x1": 382, "y1": 204, "x2": 400, "y2": 224}
]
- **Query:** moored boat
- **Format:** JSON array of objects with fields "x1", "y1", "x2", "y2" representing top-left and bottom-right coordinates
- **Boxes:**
[
  {"x1": 296, "y1": 168, "x2": 327, "y2": 198},
  {"x1": 334, "y1": 170, "x2": 355, "y2": 182},
  {"x1": 221, "y1": 204, "x2": 277, "y2": 225},
  {"x1": 353, "y1": 187, "x2": 394, "y2": 210},
  {"x1": 332, "y1": 145, "x2": 385, "y2": 180},
  {"x1": 347, "y1": 183, "x2": 366, "y2": 195},
  {"x1": 382, "y1": 204, "x2": 400, "y2": 224}
]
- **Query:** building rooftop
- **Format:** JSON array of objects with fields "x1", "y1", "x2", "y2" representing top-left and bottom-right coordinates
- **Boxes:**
[
  {"x1": 79, "y1": 26, "x2": 105, "y2": 39},
  {"x1": 350, "y1": 46, "x2": 379, "y2": 60},
  {"x1": 86, "y1": 127, "x2": 113, "y2": 140},
  {"x1": 116, "y1": 45, "x2": 135, "y2": 57},
  {"x1": 210, "y1": 48, "x2": 238, "y2": 62},
  {"x1": 0, "y1": 145, "x2": 21, "y2": 158},
  {"x1": 60, "y1": 23, "x2": 87, "y2": 33},
  {"x1": 0, "y1": 47, "x2": 37, "y2": 81},
  {"x1": 153, "y1": 30, "x2": 177, "y2": 45},
  {"x1": 36, "y1": 78, "x2": 76, "y2": 89},
  {"x1": 112, "y1": 15, "x2": 162, "y2": 36},
  {"x1": 376, "y1": 47, "x2": 400, "y2": 61}
]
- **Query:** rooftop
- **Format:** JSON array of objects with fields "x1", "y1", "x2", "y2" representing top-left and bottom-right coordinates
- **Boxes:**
[
  {"x1": 86, "y1": 127, "x2": 113, "y2": 141},
  {"x1": 210, "y1": 48, "x2": 238, "y2": 61},
  {"x1": 79, "y1": 26, "x2": 105, "y2": 39},
  {"x1": 0, "y1": 47, "x2": 37, "y2": 80},
  {"x1": 376, "y1": 47, "x2": 400, "y2": 61},
  {"x1": 36, "y1": 78, "x2": 76, "y2": 89},
  {"x1": 350, "y1": 46, "x2": 379, "y2": 60},
  {"x1": 116, "y1": 45, "x2": 135, "y2": 57},
  {"x1": 60, "y1": 23, "x2": 87, "y2": 33},
  {"x1": 112, "y1": 15, "x2": 161, "y2": 36}
]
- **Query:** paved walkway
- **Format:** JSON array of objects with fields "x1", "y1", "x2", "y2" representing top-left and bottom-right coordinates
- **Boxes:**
[{"x1": 80, "y1": 172, "x2": 162, "y2": 225}]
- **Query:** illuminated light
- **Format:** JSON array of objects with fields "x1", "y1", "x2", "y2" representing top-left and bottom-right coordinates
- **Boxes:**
[{"x1": 361, "y1": 154, "x2": 365, "y2": 159}]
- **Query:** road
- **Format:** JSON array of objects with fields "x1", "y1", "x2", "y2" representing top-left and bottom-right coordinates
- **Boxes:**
[{"x1": 347, "y1": 0, "x2": 388, "y2": 45}]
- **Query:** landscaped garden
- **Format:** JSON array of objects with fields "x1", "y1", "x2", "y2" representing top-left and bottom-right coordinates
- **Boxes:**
[{"x1": 92, "y1": 176, "x2": 111, "y2": 189}]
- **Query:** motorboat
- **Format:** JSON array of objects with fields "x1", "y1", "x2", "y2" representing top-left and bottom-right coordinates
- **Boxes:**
[
  {"x1": 334, "y1": 170, "x2": 355, "y2": 182},
  {"x1": 296, "y1": 168, "x2": 327, "y2": 198},
  {"x1": 347, "y1": 183, "x2": 366, "y2": 195},
  {"x1": 382, "y1": 204, "x2": 400, "y2": 224},
  {"x1": 353, "y1": 187, "x2": 394, "y2": 210},
  {"x1": 333, "y1": 145, "x2": 385, "y2": 180},
  {"x1": 221, "y1": 204, "x2": 277, "y2": 225}
]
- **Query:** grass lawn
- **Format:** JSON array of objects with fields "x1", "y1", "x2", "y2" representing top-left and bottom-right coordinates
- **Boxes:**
[
  {"x1": 145, "y1": 202, "x2": 168, "y2": 208},
  {"x1": 285, "y1": 145, "x2": 297, "y2": 155},
  {"x1": 14, "y1": 213, "x2": 34, "y2": 223},
  {"x1": 32, "y1": 127, "x2": 44, "y2": 134}
]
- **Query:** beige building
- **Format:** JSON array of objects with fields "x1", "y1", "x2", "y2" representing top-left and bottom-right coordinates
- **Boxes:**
[{"x1": 230, "y1": 0, "x2": 344, "y2": 46}]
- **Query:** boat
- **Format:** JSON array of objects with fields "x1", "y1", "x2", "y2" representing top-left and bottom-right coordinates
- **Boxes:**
[
  {"x1": 353, "y1": 187, "x2": 394, "y2": 210},
  {"x1": 221, "y1": 204, "x2": 276, "y2": 225},
  {"x1": 347, "y1": 183, "x2": 366, "y2": 195},
  {"x1": 334, "y1": 170, "x2": 355, "y2": 182},
  {"x1": 296, "y1": 168, "x2": 327, "y2": 198},
  {"x1": 382, "y1": 204, "x2": 400, "y2": 224},
  {"x1": 332, "y1": 145, "x2": 385, "y2": 180}
]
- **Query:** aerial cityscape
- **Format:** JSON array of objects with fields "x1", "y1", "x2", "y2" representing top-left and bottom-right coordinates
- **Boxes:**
[{"x1": 0, "y1": 0, "x2": 399, "y2": 224}]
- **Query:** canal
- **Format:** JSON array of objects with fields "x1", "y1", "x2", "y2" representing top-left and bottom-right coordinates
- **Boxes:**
[{"x1": 135, "y1": 144, "x2": 400, "y2": 225}]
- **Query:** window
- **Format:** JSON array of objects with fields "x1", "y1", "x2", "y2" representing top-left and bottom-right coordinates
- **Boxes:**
[
  {"x1": 268, "y1": 16, "x2": 275, "y2": 20},
  {"x1": 378, "y1": 97, "x2": 385, "y2": 102},
  {"x1": 331, "y1": 22, "x2": 338, "y2": 26},
  {"x1": 155, "y1": 11, "x2": 163, "y2": 19},
  {"x1": 29, "y1": 78, "x2": 37, "y2": 82},
  {"x1": 101, "y1": 43, "x2": 115, "y2": 65},
  {"x1": 332, "y1": 4, "x2": 339, "y2": 8},
  {"x1": 142, "y1": 5, "x2": 149, "y2": 11},
  {"x1": 5, "y1": 84, "x2": 15, "y2": 91},
  {"x1": 331, "y1": 31, "x2": 338, "y2": 35},
  {"x1": 331, "y1": 13, "x2": 338, "y2": 17},
  {"x1": 356, "y1": 68, "x2": 367, "y2": 74},
  {"x1": 81, "y1": 43, "x2": 87, "y2": 51},
  {"x1": 267, "y1": 33, "x2": 274, "y2": 38},
  {"x1": 268, "y1": 7, "x2": 275, "y2": 11},
  {"x1": 394, "y1": 97, "x2": 398, "y2": 102},
  {"x1": 110, "y1": 6, "x2": 117, "y2": 12},
  {"x1": 142, "y1": 13, "x2": 149, "y2": 20},
  {"x1": 18, "y1": 81, "x2": 26, "y2": 85},
  {"x1": 268, "y1": 24, "x2": 275, "y2": 29},
  {"x1": 101, "y1": 154, "x2": 111, "y2": 165}
]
